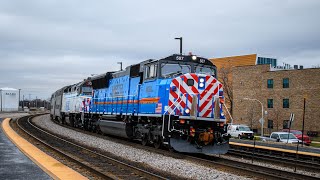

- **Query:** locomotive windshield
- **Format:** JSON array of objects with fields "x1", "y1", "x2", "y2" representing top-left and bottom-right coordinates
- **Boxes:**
[
  {"x1": 161, "y1": 63, "x2": 191, "y2": 78},
  {"x1": 195, "y1": 65, "x2": 216, "y2": 76}
]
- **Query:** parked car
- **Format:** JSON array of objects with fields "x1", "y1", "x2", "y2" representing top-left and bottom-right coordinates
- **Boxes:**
[
  {"x1": 265, "y1": 132, "x2": 300, "y2": 144},
  {"x1": 281, "y1": 129, "x2": 311, "y2": 146},
  {"x1": 227, "y1": 124, "x2": 254, "y2": 140}
]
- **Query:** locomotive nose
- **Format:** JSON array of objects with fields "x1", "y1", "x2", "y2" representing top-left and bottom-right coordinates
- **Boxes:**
[{"x1": 169, "y1": 73, "x2": 223, "y2": 118}]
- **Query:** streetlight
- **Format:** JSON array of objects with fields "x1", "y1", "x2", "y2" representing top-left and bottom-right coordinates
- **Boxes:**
[
  {"x1": 0, "y1": 89, "x2": 2, "y2": 111},
  {"x1": 174, "y1": 37, "x2": 183, "y2": 55},
  {"x1": 18, "y1": 89, "x2": 21, "y2": 110},
  {"x1": 117, "y1": 62, "x2": 123, "y2": 71},
  {"x1": 244, "y1": 97, "x2": 264, "y2": 137}
]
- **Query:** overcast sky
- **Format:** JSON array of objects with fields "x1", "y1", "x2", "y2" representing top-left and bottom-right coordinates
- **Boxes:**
[{"x1": 0, "y1": 0, "x2": 319, "y2": 100}]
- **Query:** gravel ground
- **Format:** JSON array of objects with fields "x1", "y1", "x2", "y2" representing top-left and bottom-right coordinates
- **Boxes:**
[{"x1": 33, "y1": 115, "x2": 251, "y2": 180}]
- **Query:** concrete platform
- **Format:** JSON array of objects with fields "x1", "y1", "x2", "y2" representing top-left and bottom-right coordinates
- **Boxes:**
[{"x1": 1, "y1": 118, "x2": 88, "y2": 180}]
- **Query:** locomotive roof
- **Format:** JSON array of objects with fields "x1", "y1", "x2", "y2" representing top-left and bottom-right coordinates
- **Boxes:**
[{"x1": 159, "y1": 54, "x2": 214, "y2": 66}]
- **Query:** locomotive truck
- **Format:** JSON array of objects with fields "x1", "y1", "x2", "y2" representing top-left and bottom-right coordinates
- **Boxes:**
[{"x1": 51, "y1": 54, "x2": 230, "y2": 154}]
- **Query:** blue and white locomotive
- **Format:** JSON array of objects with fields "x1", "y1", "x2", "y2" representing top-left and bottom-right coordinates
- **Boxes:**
[{"x1": 51, "y1": 54, "x2": 230, "y2": 154}]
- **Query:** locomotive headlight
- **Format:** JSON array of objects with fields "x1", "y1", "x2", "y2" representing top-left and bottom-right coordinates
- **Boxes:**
[
  {"x1": 198, "y1": 77, "x2": 205, "y2": 89},
  {"x1": 192, "y1": 55, "x2": 197, "y2": 61},
  {"x1": 185, "y1": 109, "x2": 190, "y2": 114}
]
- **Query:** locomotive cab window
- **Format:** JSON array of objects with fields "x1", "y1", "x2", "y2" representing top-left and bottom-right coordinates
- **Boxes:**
[
  {"x1": 144, "y1": 63, "x2": 158, "y2": 79},
  {"x1": 161, "y1": 63, "x2": 191, "y2": 78},
  {"x1": 195, "y1": 65, "x2": 215, "y2": 76}
]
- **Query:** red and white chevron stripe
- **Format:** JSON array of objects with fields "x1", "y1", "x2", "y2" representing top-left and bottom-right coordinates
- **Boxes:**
[{"x1": 168, "y1": 73, "x2": 223, "y2": 118}]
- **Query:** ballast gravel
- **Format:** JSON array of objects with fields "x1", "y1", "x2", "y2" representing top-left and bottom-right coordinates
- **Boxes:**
[{"x1": 33, "y1": 115, "x2": 250, "y2": 180}]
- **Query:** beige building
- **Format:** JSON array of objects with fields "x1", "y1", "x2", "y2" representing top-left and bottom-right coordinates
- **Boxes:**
[{"x1": 232, "y1": 64, "x2": 320, "y2": 135}]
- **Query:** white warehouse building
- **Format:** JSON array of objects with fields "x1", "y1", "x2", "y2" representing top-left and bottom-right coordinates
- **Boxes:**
[{"x1": 0, "y1": 87, "x2": 19, "y2": 112}]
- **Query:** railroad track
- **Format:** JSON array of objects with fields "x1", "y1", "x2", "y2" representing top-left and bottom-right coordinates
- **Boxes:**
[
  {"x1": 26, "y1": 114, "x2": 320, "y2": 179},
  {"x1": 48, "y1": 114, "x2": 319, "y2": 179},
  {"x1": 16, "y1": 115, "x2": 168, "y2": 180},
  {"x1": 187, "y1": 153, "x2": 319, "y2": 180},
  {"x1": 230, "y1": 140, "x2": 320, "y2": 164},
  {"x1": 228, "y1": 148, "x2": 320, "y2": 172}
]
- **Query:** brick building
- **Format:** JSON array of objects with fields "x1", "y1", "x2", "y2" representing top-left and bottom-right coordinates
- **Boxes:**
[
  {"x1": 232, "y1": 64, "x2": 320, "y2": 135},
  {"x1": 210, "y1": 54, "x2": 278, "y2": 122}
]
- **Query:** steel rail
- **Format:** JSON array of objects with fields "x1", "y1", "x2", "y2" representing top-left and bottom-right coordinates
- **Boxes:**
[
  {"x1": 185, "y1": 154, "x2": 319, "y2": 180},
  {"x1": 16, "y1": 115, "x2": 167, "y2": 180},
  {"x1": 228, "y1": 149, "x2": 320, "y2": 172}
]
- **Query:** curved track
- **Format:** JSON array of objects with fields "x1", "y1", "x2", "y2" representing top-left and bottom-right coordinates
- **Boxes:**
[
  {"x1": 18, "y1": 114, "x2": 319, "y2": 180},
  {"x1": 48, "y1": 114, "x2": 319, "y2": 180},
  {"x1": 16, "y1": 115, "x2": 168, "y2": 180}
]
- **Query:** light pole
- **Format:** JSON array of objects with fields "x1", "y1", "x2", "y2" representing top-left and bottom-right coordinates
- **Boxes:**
[
  {"x1": 244, "y1": 97, "x2": 264, "y2": 137},
  {"x1": 0, "y1": 89, "x2": 2, "y2": 111},
  {"x1": 174, "y1": 37, "x2": 183, "y2": 55},
  {"x1": 23, "y1": 95, "x2": 25, "y2": 110},
  {"x1": 117, "y1": 62, "x2": 123, "y2": 71},
  {"x1": 18, "y1": 89, "x2": 21, "y2": 110}
]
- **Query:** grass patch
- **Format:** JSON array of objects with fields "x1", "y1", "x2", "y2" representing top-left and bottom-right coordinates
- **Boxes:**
[
  {"x1": 311, "y1": 136, "x2": 320, "y2": 141},
  {"x1": 253, "y1": 136, "x2": 261, "y2": 141},
  {"x1": 310, "y1": 143, "x2": 320, "y2": 148}
]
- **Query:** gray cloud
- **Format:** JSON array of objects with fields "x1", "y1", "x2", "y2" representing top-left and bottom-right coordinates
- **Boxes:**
[{"x1": 0, "y1": 0, "x2": 320, "y2": 99}]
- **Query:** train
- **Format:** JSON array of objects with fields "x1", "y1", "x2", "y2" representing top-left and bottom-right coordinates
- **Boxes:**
[{"x1": 50, "y1": 54, "x2": 230, "y2": 154}]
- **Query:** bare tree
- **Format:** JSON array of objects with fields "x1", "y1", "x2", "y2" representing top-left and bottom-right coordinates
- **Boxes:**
[
  {"x1": 246, "y1": 103, "x2": 256, "y2": 129},
  {"x1": 219, "y1": 66, "x2": 233, "y2": 117},
  {"x1": 273, "y1": 109, "x2": 281, "y2": 131}
]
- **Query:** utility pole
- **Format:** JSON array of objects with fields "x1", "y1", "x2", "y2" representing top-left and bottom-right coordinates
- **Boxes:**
[
  {"x1": 117, "y1": 62, "x2": 123, "y2": 71},
  {"x1": 18, "y1": 89, "x2": 21, "y2": 110},
  {"x1": 0, "y1": 89, "x2": 2, "y2": 112},
  {"x1": 244, "y1": 97, "x2": 264, "y2": 137},
  {"x1": 36, "y1": 96, "x2": 38, "y2": 108},
  {"x1": 302, "y1": 98, "x2": 306, "y2": 147},
  {"x1": 174, "y1": 37, "x2": 183, "y2": 55},
  {"x1": 22, "y1": 95, "x2": 24, "y2": 110}
]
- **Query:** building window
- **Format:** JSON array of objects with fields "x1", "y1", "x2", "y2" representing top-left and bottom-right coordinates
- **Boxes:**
[
  {"x1": 268, "y1": 120, "x2": 273, "y2": 129},
  {"x1": 283, "y1": 120, "x2": 289, "y2": 129},
  {"x1": 257, "y1": 57, "x2": 277, "y2": 67},
  {"x1": 267, "y1": 99, "x2": 273, "y2": 108},
  {"x1": 283, "y1": 99, "x2": 289, "y2": 108},
  {"x1": 283, "y1": 78, "x2": 289, "y2": 88},
  {"x1": 267, "y1": 79, "x2": 273, "y2": 88}
]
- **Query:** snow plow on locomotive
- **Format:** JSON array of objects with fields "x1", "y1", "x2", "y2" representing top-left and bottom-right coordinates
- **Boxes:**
[{"x1": 51, "y1": 54, "x2": 230, "y2": 154}]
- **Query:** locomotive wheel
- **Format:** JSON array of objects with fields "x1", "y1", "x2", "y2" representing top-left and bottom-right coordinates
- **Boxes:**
[
  {"x1": 70, "y1": 116, "x2": 74, "y2": 127},
  {"x1": 153, "y1": 136, "x2": 162, "y2": 149},
  {"x1": 141, "y1": 135, "x2": 148, "y2": 146}
]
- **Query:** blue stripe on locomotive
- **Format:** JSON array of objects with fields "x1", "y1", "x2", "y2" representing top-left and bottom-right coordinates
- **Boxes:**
[{"x1": 90, "y1": 75, "x2": 171, "y2": 115}]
